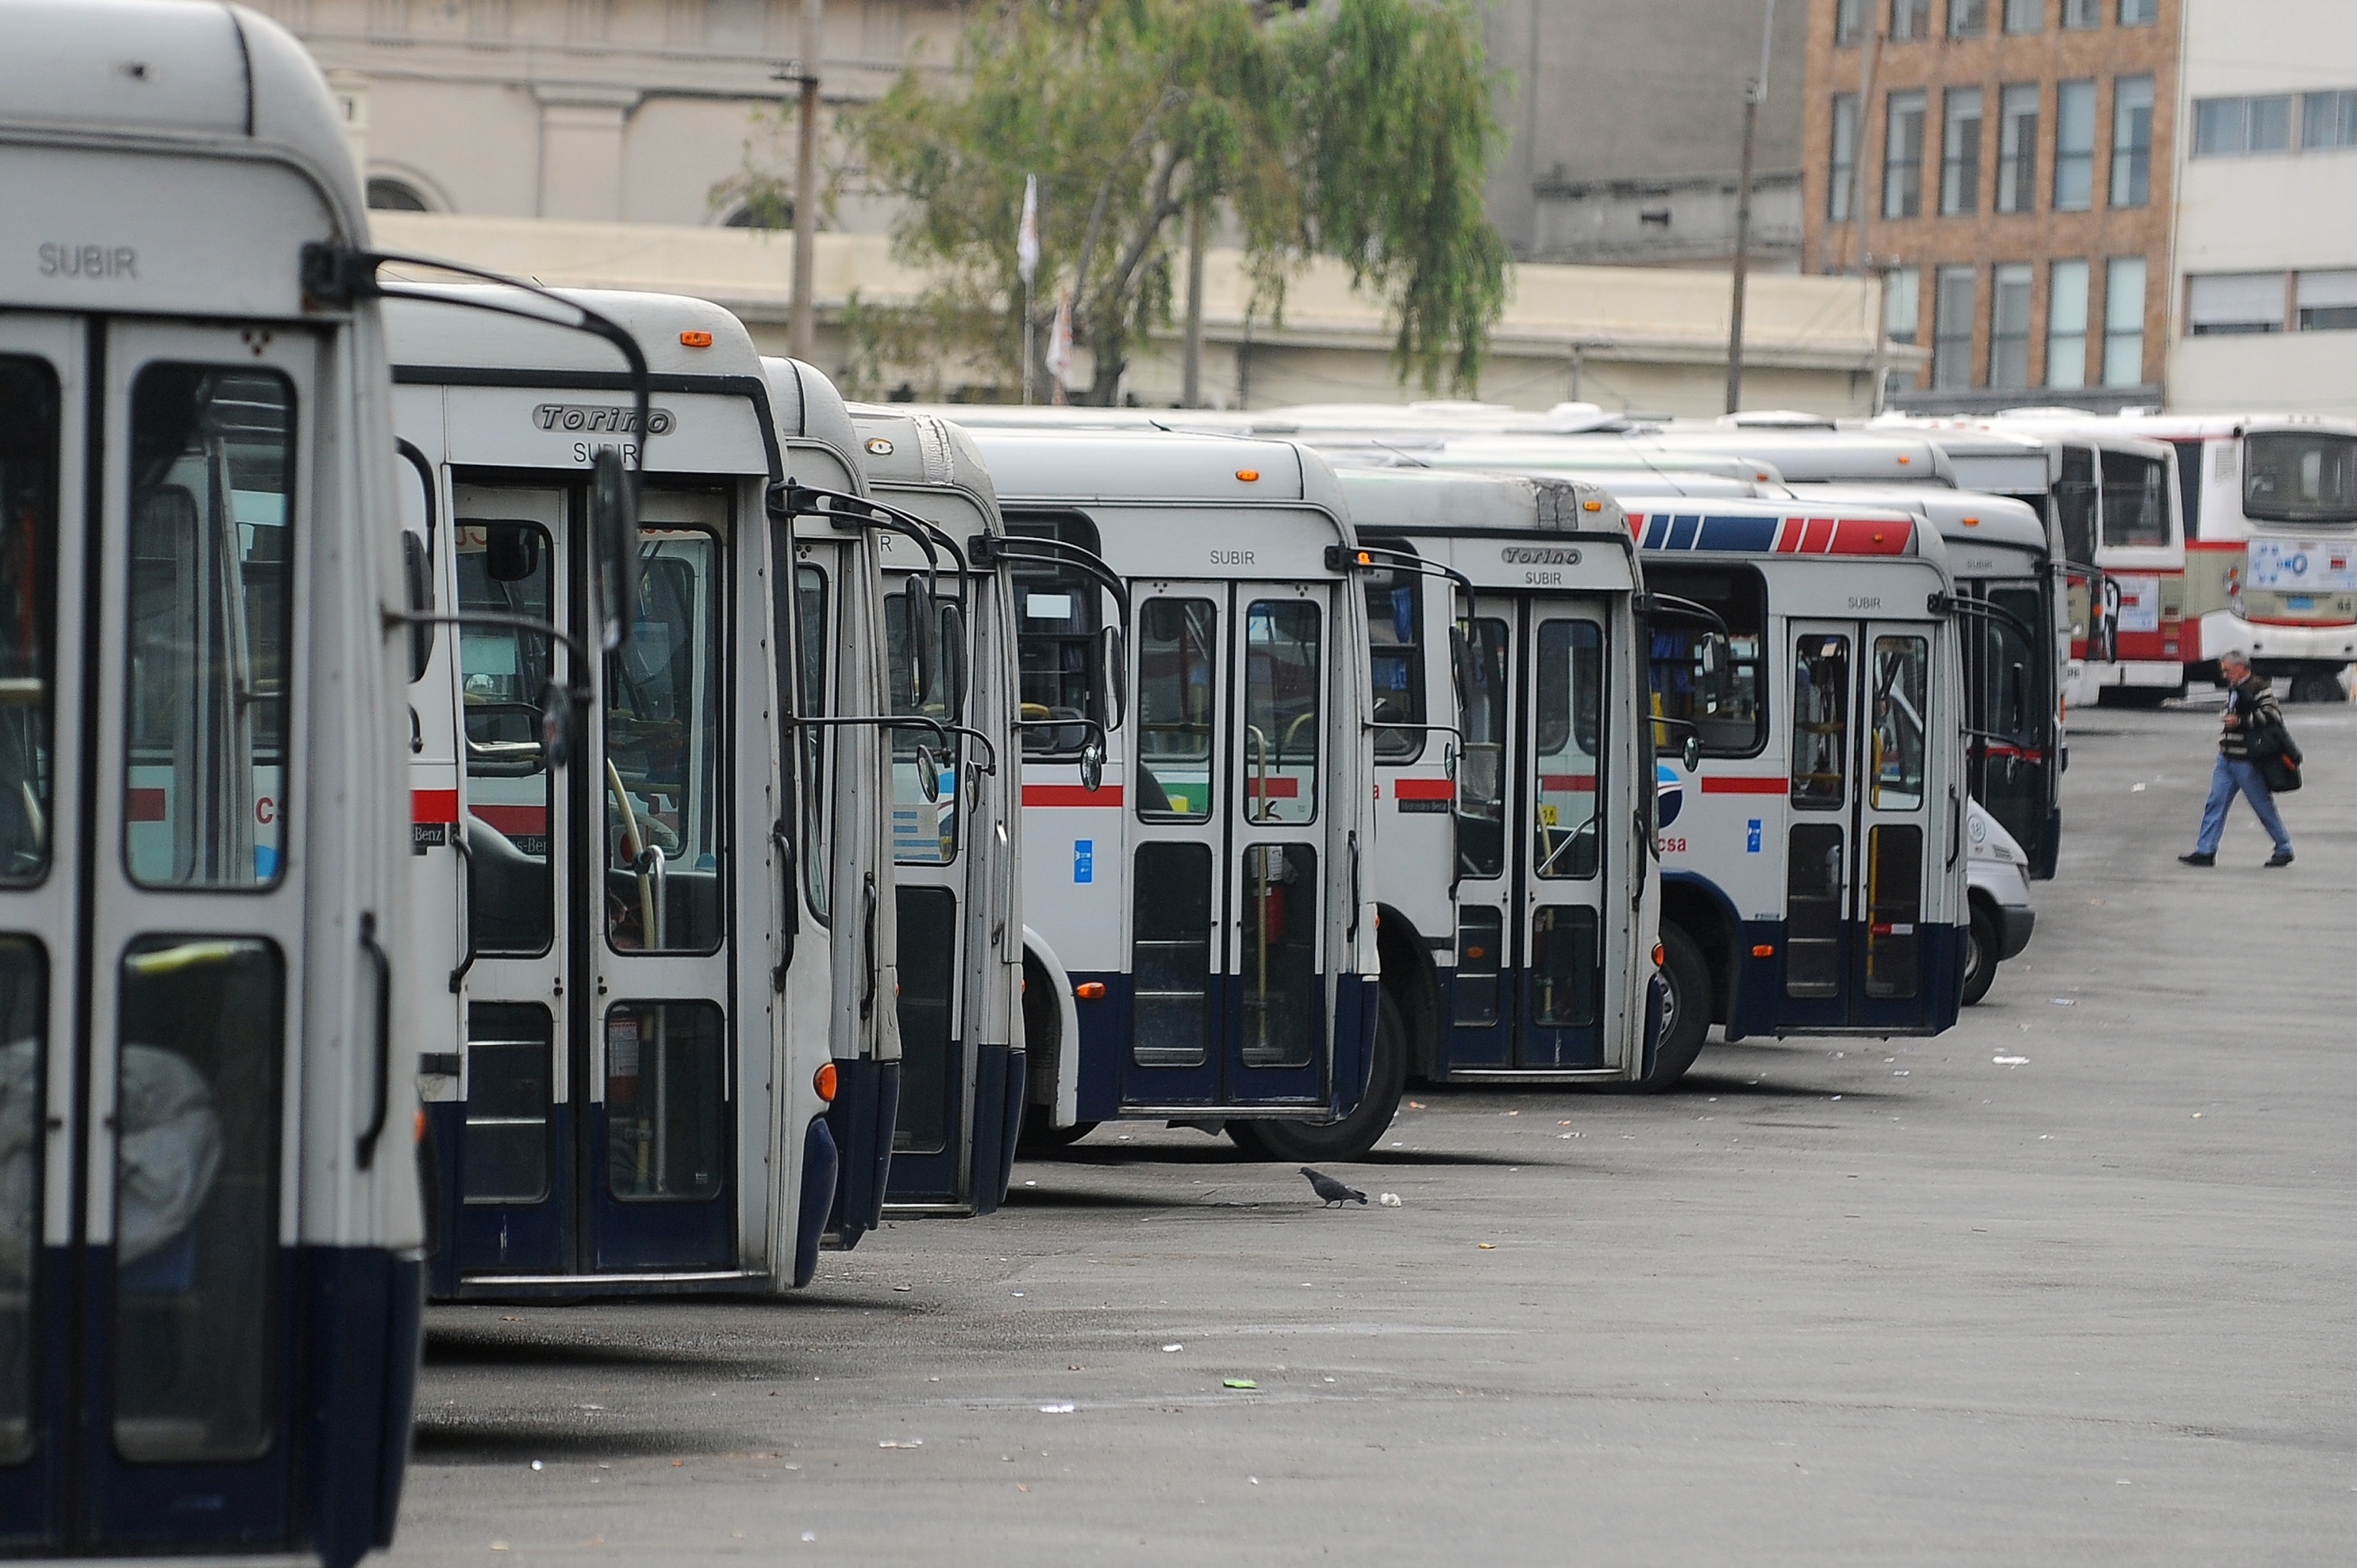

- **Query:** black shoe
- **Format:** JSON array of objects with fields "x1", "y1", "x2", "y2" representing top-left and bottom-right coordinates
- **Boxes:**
[
  {"x1": 2266, "y1": 851, "x2": 2294, "y2": 867},
  {"x1": 2178, "y1": 852, "x2": 2215, "y2": 866}
]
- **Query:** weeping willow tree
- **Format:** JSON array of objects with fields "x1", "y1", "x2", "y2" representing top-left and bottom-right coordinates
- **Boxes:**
[{"x1": 837, "y1": 0, "x2": 1508, "y2": 403}]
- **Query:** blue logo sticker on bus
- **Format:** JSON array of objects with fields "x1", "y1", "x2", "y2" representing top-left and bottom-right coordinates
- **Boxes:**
[
  {"x1": 1655, "y1": 760, "x2": 1684, "y2": 830},
  {"x1": 1746, "y1": 819, "x2": 1762, "y2": 853},
  {"x1": 1074, "y1": 839, "x2": 1093, "y2": 884}
]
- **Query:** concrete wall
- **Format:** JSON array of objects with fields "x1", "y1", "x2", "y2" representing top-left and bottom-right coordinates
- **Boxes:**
[
  {"x1": 1481, "y1": 0, "x2": 1809, "y2": 266},
  {"x1": 2167, "y1": 0, "x2": 2357, "y2": 416}
]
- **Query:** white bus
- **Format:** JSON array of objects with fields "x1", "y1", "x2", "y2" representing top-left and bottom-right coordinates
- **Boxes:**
[
  {"x1": 960, "y1": 428, "x2": 1387, "y2": 1160},
  {"x1": 1329, "y1": 467, "x2": 1672, "y2": 1084},
  {"x1": 2006, "y1": 411, "x2": 2357, "y2": 702},
  {"x1": 0, "y1": 0, "x2": 422, "y2": 1559},
  {"x1": 848, "y1": 407, "x2": 1038, "y2": 1214},
  {"x1": 395, "y1": 291, "x2": 905, "y2": 1295}
]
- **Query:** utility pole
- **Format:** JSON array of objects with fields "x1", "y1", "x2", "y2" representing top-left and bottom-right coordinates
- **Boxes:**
[
  {"x1": 789, "y1": 0, "x2": 823, "y2": 362},
  {"x1": 1724, "y1": 0, "x2": 1776, "y2": 416}
]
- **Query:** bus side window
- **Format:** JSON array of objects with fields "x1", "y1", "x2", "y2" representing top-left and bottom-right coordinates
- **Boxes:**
[
  {"x1": 795, "y1": 563, "x2": 830, "y2": 921},
  {"x1": 456, "y1": 519, "x2": 554, "y2": 954},
  {"x1": 0, "y1": 356, "x2": 57, "y2": 885},
  {"x1": 2056, "y1": 445, "x2": 2098, "y2": 566},
  {"x1": 1791, "y1": 635, "x2": 1850, "y2": 811},
  {"x1": 885, "y1": 581, "x2": 962, "y2": 865},
  {"x1": 1455, "y1": 618, "x2": 1508, "y2": 880},
  {"x1": 604, "y1": 529, "x2": 724, "y2": 954},
  {"x1": 1135, "y1": 598, "x2": 1215, "y2": 821},
  {"x1": 1645, "y1": 564, "x2": 1767, "y2": 758},
  {"x1": 1009, "y1": 512, "x2": 1102, "y2": 757},
  {"x1": 1363, "y1": 559, "x2": 1424, "y2": 760}
]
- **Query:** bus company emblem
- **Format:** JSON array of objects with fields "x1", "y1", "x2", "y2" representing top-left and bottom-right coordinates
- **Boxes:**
[
  {"x1": 533, "y1": 404, "x2": 675, "y2": 436},
  {"x1": 1501, "y1": 546, "x2": 1582, "y2": 566},
  {"x1": 1655, "y1": 760, "x2": 1684, "y2": 830}
]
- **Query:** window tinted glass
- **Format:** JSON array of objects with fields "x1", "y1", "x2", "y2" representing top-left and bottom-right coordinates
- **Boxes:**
[
  {"x1": 607, "y1": 528, "x2": 726, "y2": 950},
  {"x1": 1646, "y1": 566, "x2": 1767, "y2": 756},
  {"x1": 603, "y1": 1001, "x2": 724, "y2": 1200},
  {"x1": 0, "y1": 360, "x2": 57, "y2": 886},
  {"x1": 1010, "y1": 514, "x2": 1102, "y2": 756},
  {"x1": 2244, "y1": 433, "x2": 2357, "y2": 523},
  {"x1": 125, "y1": 366, "x2": 295, "y2": 890},
  {"x1": 795, "y1": 563, "x2": 830, "y2": 918},
  {"x1": 0, "y1": 937, "x2": 42, "y2": 1462},
  {"x1": 1136, "y1": 598, "x2": 1216, "y2": 822},
  {"x1": 1869, "y1": 636, "x2": 1930, "y2": 811},
  {"x1": 1791, "y1": 635, "x2": 1851, "y2": 811},
  {"x1": 1456, "y1": 618, "x2": 1508, "y2": 880},
  {"x1": 885, "y1": 582, "x2": 964, "y2": 866},
  {"x1": 457, "y1": 520, "x2": 554, "y2": 954},
  {"x1": 2100, "y1": 451, "x2": 2169, "y2": 547},
  {"x1": 1364, "y1": 558, "x2": 1425, "y2": 759},
  {"x1": 1532, "y1": 619, "x2": 1603, "y2": 881},
  {"x1": 1242, "y1": 599, "x2": 1320, "y2": 826}
]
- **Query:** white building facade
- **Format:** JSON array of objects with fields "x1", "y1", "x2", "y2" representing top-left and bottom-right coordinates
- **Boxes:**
[{"x1": 2168, "y1": 0, "x2": 2357, "y2": 416}]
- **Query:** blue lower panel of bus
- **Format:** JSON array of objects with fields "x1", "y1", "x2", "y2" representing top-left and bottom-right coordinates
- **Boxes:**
[
  {"x1": 1725, "y1": 918, "x2": 1965, "y2": 1039},
  {"x1": 794, "y1": 1116, "x2": 838, "y2": 1289},
  {"x1": 882, "y1": 1041, "x2": 1023, "y2": 1214},
  {"x1": 827, "y1": 1058, "x2": 900, "y2": 1250},
  {"x1": 1429, "y1": 965, "x2": 1608, "y2": 1075},
  {"x1": 1069, "y1": 972, "x2": 1373, "y2": 1123},
  {"x1": 0, "y1": 1244, "x2": 420, "y2": 1568}
]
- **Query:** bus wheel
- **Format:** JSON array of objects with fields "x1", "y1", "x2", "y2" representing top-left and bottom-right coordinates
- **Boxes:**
[
  {"x1": 2289, "y1": 672, "x2": 2344, "y2": 704},
  {"x1": 1227, "y1": 990, "x2": 1408, "y2": 1163},
  {"x1": 1020, "y1": 1119, "x2": 1098, "y2": 1150},
  {"x1": 1638, "y1": 924, "x2": 1711, "y2": 1092},
  {"x1": 1961, "y1": 903, "x2": 2000, "y2": 1006}
]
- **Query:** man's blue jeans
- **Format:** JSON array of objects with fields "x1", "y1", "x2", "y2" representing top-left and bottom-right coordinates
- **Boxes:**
[{"x1": 2196, "y1": 754, "x2": 2292, "y2": 855}]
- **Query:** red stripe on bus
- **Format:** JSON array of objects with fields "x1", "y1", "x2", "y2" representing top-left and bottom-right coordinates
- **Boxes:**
[
  {"x1": 412, "y1": 789, "x2": 459, "y2": 824},
  {"x1": 1021, "y1": 784, "x2": 1125, "y2": 807},
  {"x1": 2243, "y1": 614, "x2": 2357, "y2": 627},
  {"x1": 1827, "y1": 518, "x2": 1906, "y2": 554},
  {"x1": 1699, "y1": 775, "x2": 1786, "y2": 794},
  {"x1": 1392, "y1": 777, "x2": 1454, "y2": 800},
  {"x1": 1539, "y1": 773, "x2": 1597, "y2": 790},
  {"x1": 126, "y1": 788, "x2": 166, "y2": 822},
  {"x1": 1797, "y1": 517, "x2": 1832, "y2": 553},
  {"x1": 471, "y1": 804, "x2": 547, "y2": 835},
  {"x1": 2184, "y1": 540, "x2": 2243, "y2": 551},
  {"x1": 1246, "y1": 777, "x2": 1300, "y2": 797}
]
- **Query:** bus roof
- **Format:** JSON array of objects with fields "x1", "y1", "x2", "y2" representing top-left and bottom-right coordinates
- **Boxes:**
[
  {"x1": 1623, "y1": 427, "x2": 1956, "y2": 485},
  {"x1": 962, "y1": 426, "x2": 1333, "y2": 511},
  {"x1": 0, "y1": 0, "x2": 362, "y2": 223},
  {"x1": 1783, "y1": 483, "x2": 2048, "y2": 558},
  {"x1": 1622, "y1": 499, "x2": 1942, "y2": 563},
  {"x1": 386, "y1": 285, "x2": 764, "y2": 382},
  {"x1": 1332, "y1": 464, "x2": 1630, "y2": 538},
  {"x1": 761, "y1": 357, "x2": 859, "y2": 460},
  {"x1": 849, "y1": 405, "x2": 1003, "y2": 517}
]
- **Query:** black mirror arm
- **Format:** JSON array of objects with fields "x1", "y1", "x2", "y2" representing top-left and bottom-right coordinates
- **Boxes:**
[
  {"x1": 790, "y1": 713, "x2": 953, "y2": 748},
  {"x1": 1930, "y1": 591, "x2": 2040, "y2": 646},
  {"x1": 970, "y1": 535, "x2": 1134, "y2": 629},
  {"x1": 1014, "y1": 715, "x2": 1112, "y2": 755},
  {"x1": 383, "y1": 607, "x2": 588, "y2": 672},
  {"x1": 774, "y1": 482, "x2": 961, "y2": 606},
  {"x1": 1643, "y1": 592, "x2": 1732, "y2": 639}
]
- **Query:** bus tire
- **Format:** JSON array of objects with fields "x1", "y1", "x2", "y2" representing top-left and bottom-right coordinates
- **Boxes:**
[
  {"x1": 1961, "y1": 902, "x2": 2000, "y2": 1007},
  {"x1": 1020, "y1": 1119, "x2": 1098, "y2": 1150},
  {"x1": 1226, "y1": 989, "x2": 1408, "y2": 1163},
  {"x1": 1639, "y1": 923, "x2": 1711, "y2": 1092},
  {"x1": 2289, "y1": 672, "x2": 2344, "y2": 704}
]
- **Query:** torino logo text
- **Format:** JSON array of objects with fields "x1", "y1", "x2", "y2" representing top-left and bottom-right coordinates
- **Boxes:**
[{"x1": 533, "y1": 404, "x2": 675, "y2": 435}]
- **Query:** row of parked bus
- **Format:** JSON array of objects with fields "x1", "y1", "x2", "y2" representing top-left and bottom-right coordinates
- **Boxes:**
[{"x1": 13, "y1": 2, "x2": 2340, "y2": 1560}]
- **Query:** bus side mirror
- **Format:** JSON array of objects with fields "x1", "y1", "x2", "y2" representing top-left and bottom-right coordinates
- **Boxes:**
[
  {"x1": 904, "y1": 576, "x2": 937, "y2": 707},
  {"x1": 938, "y1": 602, "x2": 968, "y2": 712},
  {"x1": 1448, "y1": 623, "x2": 1472, "y2": 709},
  {"x1": 591, "y1": 447, "x2": 640, "y2": 651},
  {"x1": 401, "y1": 531, "x2": 434, "y2": 682},
  {"x1": 1683, "y1": 734, "x2": 1702, "y2": 772},
  {"x1": 541, "y1": 680, "x2": 579, "y2": 770},
  {"x1": 913, "y1": 742, "x2": 942, "y2": 804},
  {"x1": 1099, "y1": 623, "x2": 1127, "y2": 731},
  {"x1": 1080, "y1": 738, "x2": 1105, "y2": 794}
]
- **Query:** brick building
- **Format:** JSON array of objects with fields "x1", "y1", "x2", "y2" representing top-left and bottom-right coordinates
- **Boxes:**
[{"x1": 1802, "y1": 0, "x2": 2178, "y2": 411}]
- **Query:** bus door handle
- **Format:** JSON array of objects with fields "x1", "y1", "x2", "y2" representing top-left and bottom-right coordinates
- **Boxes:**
[
  {"x1": 860, "y1": 874, "x2": 879, "y2": 1021},
  {"x1": 771, "y1": 820, "x2": 798, "y2": 992},
  {"x1": 448, "y1": 822, "x2": 477, "y2": 995},
  {"x1": 1346, "y1": 830, "x2": 1362, "y2": 943},
  {"x1": 1946, "y1": 786, "x2": 1962, "y2": 869},
  {"x1": 355, "y1": 911, "x2": 393, "y2": 1171}
]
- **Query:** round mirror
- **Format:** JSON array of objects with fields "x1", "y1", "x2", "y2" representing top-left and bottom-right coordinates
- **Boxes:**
[
  {"x1": 1080, "y1": 738, "x2": 1105, "y2": 794},
  {"x1": 1683, "y1": 734, "x2": 1702, "y2": 771},
  {"x1": 540, "y1": 682, "x2": 577, "y2": 770},
  {"x1": 913, "y1": 742, "x2": 942, "y2": 804}
]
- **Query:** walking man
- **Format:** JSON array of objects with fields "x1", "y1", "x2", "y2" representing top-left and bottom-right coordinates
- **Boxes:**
[{"x1": 2179, "y1": 650, "x2": 2293, "y2": 867}]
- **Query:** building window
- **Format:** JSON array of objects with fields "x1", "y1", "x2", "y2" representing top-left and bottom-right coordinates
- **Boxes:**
[
  {"x1": 1934, "y1": 265, "x2": 1978, "y2": 389},
  {"x1": 1830, "y1": 95, "x2": 1860, "y2": 221},
  {"x1": 2187, "y1": 273, "x2": 2288, "y2": 335},
  {"x1": 1990, "y1": 263, "x2": 2033, "y2": 387},
  {"x1": 2298, "y1": 271, "x2": 2357, "y2": 331},
  {"x1": 1949, "y1": 0, "x2": 1986, "y2": 36},
  {"x1": 1997, "y1": 85, "x2": 2040, "y2": 213},
  {"x1": 1885, "y1": 266, "x2": 1922, "y2": 345},
  {"x1": 1836, "y1": 0, "x2": 1863, "y2": 45},
  {"x1": 2003, "y1": 0, "x2": 2040, "y2": 31},
  {"x1": 2054, "y1": 80, "x2": 2095, "y2": 211},
  {"x1": 2119, "y1": 0, "x2": 2155, "y2": 21},
  {"x1": 1892, "y1": 0, "x2": 1931, "y2": 41},
  {"x1": 2304, "y1": 91, "x2": 2357, "y2": 149},
  {"x1": 2103, "y1": 257, "x2": 2146, "y2": 386},
  {"x1": 2047, "y1": 259, "x2": 2090, "y2": 388},
  {"x1": 366, "y1": 177, "x2": 431, "y2": 211},
  {"x1": 2110, "y1": 75, "x2": 2154, "y2": 207},
  {"x1": 2194, "y1": 95, "x2": 2296, "y2": 157},
  {"x1": 1886, "y1": 91, "x2": 1927, "y2": 219},
  {"x1": 2062, "y1": 0, "x2": 2098, "y2": 25},
  {"x1": 1942, "y1": 88, "x2": 1985, "y2": 215}
]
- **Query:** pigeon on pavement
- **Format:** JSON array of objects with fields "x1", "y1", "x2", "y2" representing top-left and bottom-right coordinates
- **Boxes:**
[{"x1": 1300, "y1": 1167, "x2": 1367, "y2": 1207}]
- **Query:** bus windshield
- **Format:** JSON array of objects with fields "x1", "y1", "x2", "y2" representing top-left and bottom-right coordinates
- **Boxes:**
[
  {"x1": 2099, "y1": 451, "x2": 2170, "y2": 548},
  {"x1": 2244, "y1": 430, "x2": 2357, "y2": 524}
]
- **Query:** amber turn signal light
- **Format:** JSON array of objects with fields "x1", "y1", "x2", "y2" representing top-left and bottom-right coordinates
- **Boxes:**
[
  {"x1": 1650, "y1": 943, "x2": 1664, "y2": 967},
  {"x1": 1075, "y1": 981, "x2": 1107, "y2": 1000},
  {"x1": 1752, "y1": 943, "x2": 1776, "y2": 958},
  {"x1": 680, "y1": 329, "x2": 713, "y2": 347},
  {"x1": 812, "y1": 1061, "x2": 838, "y2": 1103},
  {"x1": 1235, "y1": 469, "x2": 1259, "y2": 482}
]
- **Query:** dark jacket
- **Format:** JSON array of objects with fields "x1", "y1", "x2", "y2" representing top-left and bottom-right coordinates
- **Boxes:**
[{"x1": 2220, "y1": 672, "x2": 2283, "y2": 760}]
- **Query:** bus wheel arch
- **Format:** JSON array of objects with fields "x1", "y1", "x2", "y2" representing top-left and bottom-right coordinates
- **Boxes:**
[
  {"x1": 1656, "y1": 882, "x2": 1735, "y2": 1026},
  {"x1": 1018, "y1": 929, "x2": 1084, "y2": 1136},
  {"x1": 1373, "y1": 904, "x2": 1441, "y2": 1083}
]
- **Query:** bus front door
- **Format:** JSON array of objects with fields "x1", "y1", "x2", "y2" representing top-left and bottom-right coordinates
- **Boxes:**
[
  {"x1": 1519, "y1": 603, "x2": 1615, "y2": 1068},
  {"x1": 452, "y1": 484, "x2": 742, "y2": 1282},
  {"x1": 1122, "y1": 582, "x2": 1333, "y2": 1112},
  {"x1": 1783, "y1": 621, "x2": 1942, "y2": 1031}
]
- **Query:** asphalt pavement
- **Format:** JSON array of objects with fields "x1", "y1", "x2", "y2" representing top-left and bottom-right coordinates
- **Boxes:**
[{"x1": 390, "y1": 698, "x2": 2357, "y2": 1566}]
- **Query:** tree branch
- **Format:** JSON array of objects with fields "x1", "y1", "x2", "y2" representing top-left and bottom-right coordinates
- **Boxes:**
[{"x1": 1070, "y1": 86, "x2": 1184, "y2": 330}]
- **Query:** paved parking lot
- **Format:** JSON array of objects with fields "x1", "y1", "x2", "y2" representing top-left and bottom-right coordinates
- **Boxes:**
[{"x1": 392, "y1": 700, "x2": 2357, "y2": 1565}]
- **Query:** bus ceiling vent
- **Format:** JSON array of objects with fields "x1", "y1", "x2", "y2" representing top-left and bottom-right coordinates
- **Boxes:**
[{"x1": 680, "y1": 330, "x2": 713, "y2": 347}]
